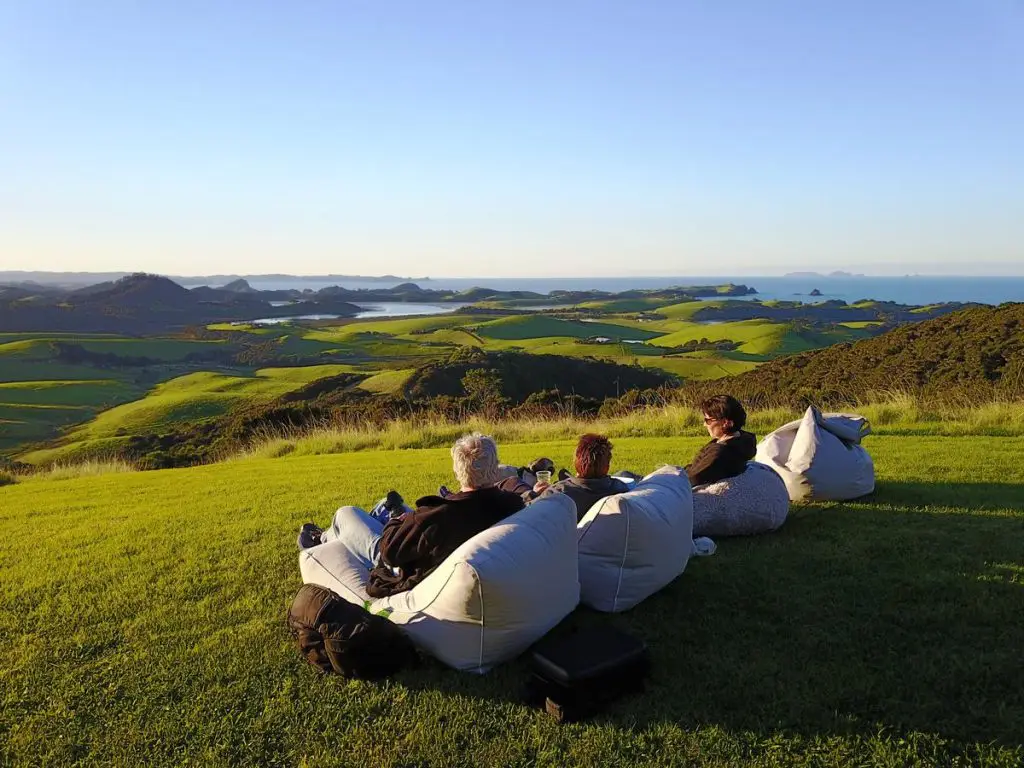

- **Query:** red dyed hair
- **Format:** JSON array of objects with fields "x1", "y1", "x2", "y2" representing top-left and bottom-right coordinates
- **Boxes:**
[{"x1": 574, "y1": 433, "x2": 613, "y2": 479}]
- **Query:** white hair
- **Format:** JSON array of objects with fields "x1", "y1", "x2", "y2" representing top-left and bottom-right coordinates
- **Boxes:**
[{"x1": 450, "y1": 433, "x2": 501, "y2": 489}]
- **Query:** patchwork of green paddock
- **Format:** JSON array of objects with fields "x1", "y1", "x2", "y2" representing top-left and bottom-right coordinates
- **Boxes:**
[
  {"x1": 16, "y1": 364, "x2": 375, "y2": 463},
  {"x1": 648, "y1": 320, "x2": 786, "y2": 354},
  {"x1": 473, "y1": 315, "x2": 662, "y2": 341},
  {"x1": 307, "y1": 314, "x2": 493, "y2": 339},
  {"x1": 357, "y1": 369, "x2": 414, "y2": 394},
  {"x1": 75, "y1": 338, "x2": 231, "y2": 360},
  {"x1": 0, "y1": 379, "x2": 134, "y2": 406}
]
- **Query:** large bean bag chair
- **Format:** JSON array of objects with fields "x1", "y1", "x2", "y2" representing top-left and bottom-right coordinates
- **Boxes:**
[
  {"x1": 576, "y1": 465, "x2": 694, "y2": 613},
  {"x1": 692, "y1": 461, "x2": 789, "y2": 536},
  {"x1": 755, "y1": 406, "x2": 875, "y2": 502},
  {"x1": 298, "y1": 493, "x2": 580, "y2": 673}
]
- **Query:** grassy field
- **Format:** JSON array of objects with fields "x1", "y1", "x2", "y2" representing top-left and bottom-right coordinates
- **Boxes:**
[
  {"x1": 16, "y1": 365, "x2": 367, "y2": 465},
  {"x1": 228, "y1": 398, "x2": 1024, "y2": 461},
  {"x1": 1, "y1": 435, "x2": 1022, "y2": 766},
  {"x1": 0, "y1": 335, "x2": 243, "y2": 452},
  {"x1": 472, "y1": 315, "x2": 662, "y2": 342},
  {"x1": 1, "y1": 305, "x2": 870, "y2": 460}
]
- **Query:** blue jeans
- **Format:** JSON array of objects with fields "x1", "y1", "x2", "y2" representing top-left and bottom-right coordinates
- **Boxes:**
[{"x1": 319, "y1": 505, "x2": 384, "y2": 571}]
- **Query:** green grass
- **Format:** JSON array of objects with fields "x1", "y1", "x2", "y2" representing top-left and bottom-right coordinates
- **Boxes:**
[
  {"x1": 654, "y1": 299, "x2": 725, "y2": 319},
  {"x1": 0, "y1": 379, "x2": 145, "y2": 452},
  {"x1": 357, "y1": 369, "x2": 414, "y2": 394},
  {"x1": 75, "y1": 338, "x2": 230, "y2": 360},
  {"x1": 307, "y1": 314, "x2": 494, "y2": 340},
  {"x1": 649, "y1": 320, "x2": 787, "y2": 354},
  {"x1": 473, "y1": 315, "x2": 661, "y2": 341},
  {"x1": 1, "y1": 435, "x2": 1022, "y2": 766},
  {"x1": 575, "y1": 298, "x2": 668, "y2": 312},
  {"x1": 15, "y1": 365, "x2": 366, "y2": 464},
  {"x1": 233, "y1": 399, "x2": 1024, "y2": 460},
  {"x1": 839, "y1": 321, "x2": 883, "y2": 329}
]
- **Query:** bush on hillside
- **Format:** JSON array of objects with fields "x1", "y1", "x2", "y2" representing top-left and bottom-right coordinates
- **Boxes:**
[
  {"x1": 675, "y1": 304, "x2": 1024, "y2": 409},
  {"x1": 406, "y1": 349, "x2": 671, "y2": 402}
]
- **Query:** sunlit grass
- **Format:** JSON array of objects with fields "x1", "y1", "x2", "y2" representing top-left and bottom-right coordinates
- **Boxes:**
[
  {"x1": 2, "y1": 436, "x2": 1022, "y2": 765},
  {"x1": 230, "y1": 397, "x2": 1024, "y2": 462}
]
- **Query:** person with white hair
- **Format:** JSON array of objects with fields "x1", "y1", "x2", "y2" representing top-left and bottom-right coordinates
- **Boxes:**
[{"x1": 297, "y1": 433, "x2": 524, "y2": 598}]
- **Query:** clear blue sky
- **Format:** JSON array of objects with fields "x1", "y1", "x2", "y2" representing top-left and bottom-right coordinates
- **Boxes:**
[{"x1": 2, "y1": 1, "x2": 1022, "y2": 277}]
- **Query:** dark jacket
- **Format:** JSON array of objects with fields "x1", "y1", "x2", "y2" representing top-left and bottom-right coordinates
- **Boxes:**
[
  {"x1": 534, "y1": 476, "x2": 631, "y2": 522},
  {"x1": 686, "y1": 430, "x2": 757, "y2": 487},
  {"x1": 366, "y1": 486, "x2": 524, "y2": 598}
]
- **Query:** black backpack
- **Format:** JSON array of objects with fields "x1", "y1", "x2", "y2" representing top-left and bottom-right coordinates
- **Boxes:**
[{"x1": 287, "y1": 583, "x2": 417, "y2": 680}]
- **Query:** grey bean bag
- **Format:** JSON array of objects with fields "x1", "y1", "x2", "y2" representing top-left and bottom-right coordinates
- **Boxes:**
[
  {"x1": 299, "y1": 494, "x2": 580, "y2": 673},
  {"x1": 692, "y1": 461, "x2": 789, "y2": 536},
  {"x1": 577, "y1": 465, "x2": 694, "y2": 613},
  {"x1": 755, "y1": 406, "x2": 875, "y2": 501}
]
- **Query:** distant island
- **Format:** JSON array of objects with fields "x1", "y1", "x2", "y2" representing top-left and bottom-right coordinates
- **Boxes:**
[
  {"x1": 0, "y1": 271, "x2": 426, "y2": 288},
  {"x1": 784, "y1": 271, "x2": 865, "y2": 278}
]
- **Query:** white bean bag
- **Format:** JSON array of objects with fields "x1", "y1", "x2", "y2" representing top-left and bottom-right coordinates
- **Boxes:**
[
  {"x1": 692, "y1": 461, "x2": 789, "y2": 536},
  {"x1": 576, "y1": 465, "x2": 694, "y2": 613},
  {"x1": 298, "y1": 493, "x2": 580, "y2": 673},
  {"x1": 497, "y1": 464, "x2": 521, "y2": 481},
  {"x1": 755, "y1": 406, "x2": 875, "y2": 502}
]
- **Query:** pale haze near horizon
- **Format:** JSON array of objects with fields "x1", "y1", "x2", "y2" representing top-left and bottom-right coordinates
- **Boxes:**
[{"x1": 1, "y1": 1, "x2": 1022, "y2": 278}]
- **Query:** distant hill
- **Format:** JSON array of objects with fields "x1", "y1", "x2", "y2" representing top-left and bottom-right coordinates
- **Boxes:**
[
  {"x1": 68, "y1": 273, "x2": 192, "y2": 307},
  {"x1": 0, "y1": 273, "x2": 362, "y2": 333},
  {"x1": 220, "y1": 279, "x2": 257, "y2": 293},
  {"x1": 677, "y1": 303, "x2": 1024, "y2": 407}
]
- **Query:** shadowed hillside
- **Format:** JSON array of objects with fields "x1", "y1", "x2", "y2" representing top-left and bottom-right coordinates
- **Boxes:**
[{"x1": 677, "y1": 303, "x2": 1024, "y2": 408}]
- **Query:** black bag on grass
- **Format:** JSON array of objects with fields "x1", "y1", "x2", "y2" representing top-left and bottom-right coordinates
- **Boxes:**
[
  {"x1": 525, "y1": 626, "x2": 649, "y2": 723},
  {"x1": 287, "y1": 583, "x2": 417, "y2": 679}
]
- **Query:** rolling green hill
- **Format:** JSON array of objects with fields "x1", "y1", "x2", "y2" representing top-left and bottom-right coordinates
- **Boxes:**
[
  {"x1": 16, "y1": 364, "x2": 369, "y2": 465},
  {"x1": 0, "y1": 297, "x2": 971, "y2": 462},
  {"x1": 2, "y1": 435, "x2": 1022, "y2": 765},
  {"x1": 678, "y1": 303, "x2": 1024, "y2": 408},
  {"x1": 472, "y1": 315, "x2": 662, "y2": 341}
]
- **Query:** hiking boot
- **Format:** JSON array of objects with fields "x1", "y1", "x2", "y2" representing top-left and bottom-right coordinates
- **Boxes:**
[{"x1": 297, "y1": 522, "x2": 323, "y2": 550}]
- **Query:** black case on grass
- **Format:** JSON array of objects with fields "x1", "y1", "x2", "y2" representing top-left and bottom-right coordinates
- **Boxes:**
[{"x1": 525, "y1": 627, "x2": 649, "y2": 723}]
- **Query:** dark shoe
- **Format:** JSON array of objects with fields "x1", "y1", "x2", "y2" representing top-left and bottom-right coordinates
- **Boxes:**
[
  {"x1": 384, "y1": 490, "x2": 405, "y2": 511},
  {"x1": 438, "y1": 485, "x2": 452, "y2": 498},
  {"x1": 529, "y1": 458, "x2": 555, "y2": 474},
  {"x1": 557, "y1": 469, "x2": 571, "y2": 482},
  {"x1": 297, "y1": 522, "x2": 323, "y2": 550}
]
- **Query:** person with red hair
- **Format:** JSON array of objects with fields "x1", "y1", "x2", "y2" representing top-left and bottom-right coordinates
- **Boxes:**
[{"x1": 529, "y1": 433, "x2": 630, "y2": 521}]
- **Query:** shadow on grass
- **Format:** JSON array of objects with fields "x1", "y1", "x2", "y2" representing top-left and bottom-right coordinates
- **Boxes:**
[{"x1": 402, "y1": 482, "x2": 1024, "y2": 748}]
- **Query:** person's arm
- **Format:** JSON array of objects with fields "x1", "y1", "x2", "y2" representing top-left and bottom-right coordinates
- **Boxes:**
[
  {"x1": 378, "y1": 514, "x2": 432, "y2": 570},
  {"x1": 686, "y1": 442, "x2": 728, "y2": 486}
]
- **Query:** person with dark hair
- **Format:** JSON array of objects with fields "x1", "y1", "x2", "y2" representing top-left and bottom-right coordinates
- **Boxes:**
[
  {"x1": 527, "y1": 433, "x2": 630, "y2": 521},
  {"x1": 686, "y1": 395, "x2": 756, "y2": 487}
]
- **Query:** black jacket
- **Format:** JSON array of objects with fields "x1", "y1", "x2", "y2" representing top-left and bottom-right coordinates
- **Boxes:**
[
  {"x1": 686, "y1": 430, "x2": 757, "y2": 487},
  {"x1": 366, "y1": 486, "x2": 524, "y2": 598}
]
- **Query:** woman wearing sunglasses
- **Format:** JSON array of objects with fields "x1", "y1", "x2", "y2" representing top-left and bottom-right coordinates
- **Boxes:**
[{"x1": 686, "y1": 395, "x2": 756, "y2": 487}]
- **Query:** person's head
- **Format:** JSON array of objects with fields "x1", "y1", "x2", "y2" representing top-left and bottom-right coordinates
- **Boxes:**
[
  {"x1": 574, "y1": 433, "x2": 614, "y2": 479},
  {"x1": 700, "y1": 395, "x2": 746, "y2": 439},
  {"x1": 451, "y1": 432, "x2": 501, "y2": 490}
]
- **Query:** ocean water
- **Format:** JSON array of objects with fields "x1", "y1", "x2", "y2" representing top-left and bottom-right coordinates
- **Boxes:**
[
  {"x1": 244, "y1": 275, "x2": 1024, "y2": 306},
  {"x1": 247, "y1": 301, "x2": 470, "y2": 324}
]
